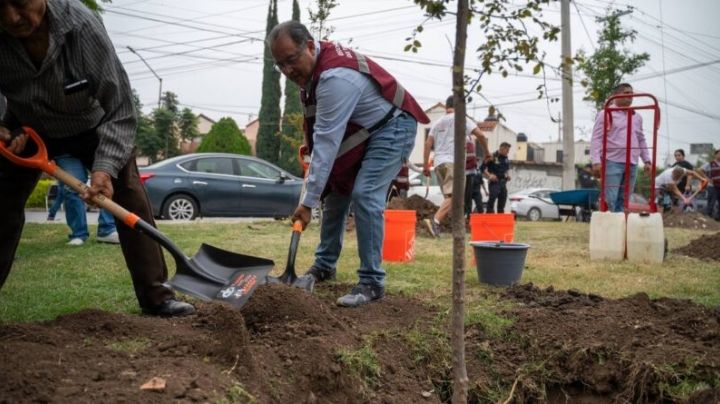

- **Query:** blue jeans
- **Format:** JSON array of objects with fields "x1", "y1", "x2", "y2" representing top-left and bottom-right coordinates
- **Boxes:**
[
  {"x1": 54, "y1": 155, "x2": 117, "y2": 240},
  {"x1": 313, "y1": 113, "x2": 417, "y2": 286},
  {"x1": 48, "y1": 182, "x2": 65, "y2": 217},
  {"x1": 604, "y1": 160, "x2": 637, "y2": 213}
]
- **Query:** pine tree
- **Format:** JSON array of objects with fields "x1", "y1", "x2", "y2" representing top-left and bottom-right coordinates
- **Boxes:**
[
  {"x1": 196, "y1": 117, "x2": 251, "y2": 155},
  {"x1": 277, "y1": 0, "x2": 305, "y2": 176},
  {"x1": 255, "y1": 0, "x2": 282, "y2": 164}
]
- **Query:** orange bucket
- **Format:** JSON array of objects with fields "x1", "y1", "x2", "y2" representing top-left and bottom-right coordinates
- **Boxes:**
[
  {"x1": 382, "y1": 210, "x2": 416, "y2": 262},
  {"x1": 470, "y1": 213, "x2": 514, "y2": 242}
]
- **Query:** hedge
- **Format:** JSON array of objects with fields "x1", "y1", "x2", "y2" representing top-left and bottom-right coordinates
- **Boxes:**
[{"x1": 26, "y1": 179, "x2": 54, "y2": 209}]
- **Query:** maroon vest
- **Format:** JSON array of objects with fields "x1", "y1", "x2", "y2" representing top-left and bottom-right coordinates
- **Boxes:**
[
  {"x1": 301, "y1": 41, "x2": 430, "y2": 196},
  {"x1": 709, "y1": 161, "x2": 720, "y2": 188}
]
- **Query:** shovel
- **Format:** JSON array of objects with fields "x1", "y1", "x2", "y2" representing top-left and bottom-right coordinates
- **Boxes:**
[
  {"x1": 0, "y1": 127, "x2": 274, "y2": 309},
  {"x1": 265, "y1": 220, "x2": 315, "y2": 292}
]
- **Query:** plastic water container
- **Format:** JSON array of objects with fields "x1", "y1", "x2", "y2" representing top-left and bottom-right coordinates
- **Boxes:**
[
  {"x1": 470, "y1": 213, "x2": 515, "y2": 242},
  {"x1": 626, "y1": 212, "x2": 664, "y2": 264},
  {"x1": 382, "y1": 210, "x2": 416, "y2": 262},
  {"x1": 589, "y1": 211, "x2": 626, "y2": 261}
]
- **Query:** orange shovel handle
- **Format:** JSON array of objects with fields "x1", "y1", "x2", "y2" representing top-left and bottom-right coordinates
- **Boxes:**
[{"x1": 0, "y1": 127, "x2": 141, "y2": 229}]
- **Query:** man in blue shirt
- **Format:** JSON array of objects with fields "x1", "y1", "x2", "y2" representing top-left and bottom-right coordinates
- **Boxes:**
[
  {"x1": 268, "y1": 21, "x2": 427, "y2": 307},
  {"x1": 484, "y1": 142, "x2": 512, "y2": 213}
]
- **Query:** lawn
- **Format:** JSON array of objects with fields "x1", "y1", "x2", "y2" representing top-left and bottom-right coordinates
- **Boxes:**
[{"x1": 1, "y1": 219, "x2": 718, "y2": 323}]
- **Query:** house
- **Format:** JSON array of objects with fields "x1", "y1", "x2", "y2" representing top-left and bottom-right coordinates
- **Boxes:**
[
  {"x1": 244, "y1": 118, "x2": 259, "y2": 155},
  {"x1": 534, "y1": 139, "x2": 592, "y2": 165}
]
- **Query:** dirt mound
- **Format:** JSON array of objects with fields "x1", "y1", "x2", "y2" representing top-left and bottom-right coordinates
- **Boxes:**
[
  {"x1": 663, "y1": 211, "x2": 720, "y2": 230},
  {"x1": 2, "y1": 283, "x2": 718, "y2": 403},
  {"x1": 388, "y1": 195, "x2": 453, "y2": 236},
  {"x1": 462, "y1": 284, "x2": 720, "y2": 403},
  {"x1": 674, "y1": 232, "x2": 720, "y2": 261}
]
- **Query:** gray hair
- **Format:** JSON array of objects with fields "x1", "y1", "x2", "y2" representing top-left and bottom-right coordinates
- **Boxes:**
[{"x1": 267, "y1": 21, "x2": 314, "y2": 47}]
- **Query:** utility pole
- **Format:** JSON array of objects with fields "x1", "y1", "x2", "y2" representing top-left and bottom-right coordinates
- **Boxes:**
[
  {"x1": 127, "y1": 46, "x2": 163, "y2": 109},
  {"x1": 560, "y1": 0, "x2": 575, "y2": 190}
]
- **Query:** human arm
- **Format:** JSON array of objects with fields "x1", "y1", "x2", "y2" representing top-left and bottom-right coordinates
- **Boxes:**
[
  {"x1": 423, "y1": 134, "x2": 434, "y2": 177},
  {"x1": 590, "y1": 112, "x2": 604, "y2": 176},
  {"x1": 470, "y1": 127, "x2": 490, "y2": 159},
  {"x1": 634, "y1": 115, "x2": 652, "y2": 172}
]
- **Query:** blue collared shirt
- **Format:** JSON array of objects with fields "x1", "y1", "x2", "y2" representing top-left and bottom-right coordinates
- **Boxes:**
[{"x1": 302, "y1": 42, "x2": 396, "y2": 208}]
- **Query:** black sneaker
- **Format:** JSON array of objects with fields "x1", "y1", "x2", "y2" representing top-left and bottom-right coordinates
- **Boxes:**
[
  {"x1": 142, "y1": 299, "x2": 195, "y2": 317},
  {"x1": 336, "y1": 283, "x2": 384, "y2": 307},
  {"x1": 305, "y1": 265, "x2": 336, "y2": 282}
]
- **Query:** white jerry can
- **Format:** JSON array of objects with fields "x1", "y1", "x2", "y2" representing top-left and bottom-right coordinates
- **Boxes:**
[
  {"x1": 589, "y1": 211, "x2": 626, "y2": 261},
  {"x1": 626, "y1": 212, "x2": 665, "y2": 264}
]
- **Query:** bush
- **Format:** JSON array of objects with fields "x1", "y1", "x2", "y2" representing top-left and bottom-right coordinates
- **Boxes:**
[{"x1": 26, "y1": 179, "x2": 54, "y2": 209}]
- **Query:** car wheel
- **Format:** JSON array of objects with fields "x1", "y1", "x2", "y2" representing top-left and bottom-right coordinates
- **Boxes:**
[
  {"x1": 163, "y1": 194, "x2": 198, "y2": 220},
  {"x1": 527, "y1": 207, "x2": 542, "y2": 222}
]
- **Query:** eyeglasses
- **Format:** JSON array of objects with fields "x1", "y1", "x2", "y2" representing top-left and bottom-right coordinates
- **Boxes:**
[{"x1": 273, "y1": 43, "x2": 306, "y2": 73}]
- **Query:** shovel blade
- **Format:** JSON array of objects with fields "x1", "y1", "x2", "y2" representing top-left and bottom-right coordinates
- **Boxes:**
[{"x1": 169, "y1": 243, "x2": 274, "y2": 309}]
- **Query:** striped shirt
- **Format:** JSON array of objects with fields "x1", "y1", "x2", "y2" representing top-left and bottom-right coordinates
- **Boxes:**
[{"x1": 0, "y1": 0, "x2": 136, "y2": 177}]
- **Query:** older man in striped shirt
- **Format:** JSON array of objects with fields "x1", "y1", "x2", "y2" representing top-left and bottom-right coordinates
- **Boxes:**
[{"x1": 0, "y1": 0, "x2": 194, "y2": 317}]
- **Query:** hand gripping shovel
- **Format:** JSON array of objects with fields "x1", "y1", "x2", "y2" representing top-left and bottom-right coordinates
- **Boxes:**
[
  {"x1": 265, "y1": 221, "x2": 315, "y2": 292},
  {"x1": 0, "y1": 128, "x2": 274, "y2": 309}
]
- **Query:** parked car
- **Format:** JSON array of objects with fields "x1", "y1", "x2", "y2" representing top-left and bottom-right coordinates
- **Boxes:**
[
  {"x1": 510, "y1": 188, "x2": 561, "y2": 221},
  {"x1": 139, "y1": 153, "x2": 303, "y2": 220}
]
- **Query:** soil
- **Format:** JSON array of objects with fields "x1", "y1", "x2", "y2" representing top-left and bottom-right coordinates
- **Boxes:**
[
  {"x1": 1, "y1": 283, "x2": 718, "y2": 403},
  {"x1": 674, "y1": 232, "x2": 720, "y2": 261},
  {"x1": 662, "y1": 211, "x2": 720, "y2": 231}
]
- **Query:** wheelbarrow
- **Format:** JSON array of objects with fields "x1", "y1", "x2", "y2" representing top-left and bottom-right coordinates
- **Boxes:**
[
  {"x1": 549, "y1": 189, "x2": 600, "y2": 222},
  {"x1": 0, "y1": 127, "x2": 274, "y2": 309}
]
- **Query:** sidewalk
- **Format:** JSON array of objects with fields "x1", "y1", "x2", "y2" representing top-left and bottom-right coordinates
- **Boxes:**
[{"x1": 25, "y1": 209, "x2": 270, "y2": 224}]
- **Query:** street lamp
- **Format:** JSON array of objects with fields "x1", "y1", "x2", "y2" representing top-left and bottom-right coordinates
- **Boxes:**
[{"x1": 127, "y1": 46, "x2": 163, "y2": 109}]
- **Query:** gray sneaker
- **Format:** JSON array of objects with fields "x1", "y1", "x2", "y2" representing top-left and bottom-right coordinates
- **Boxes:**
[
  {"x1": 336, "y1": 283, "x2": 384, "y2": 307},
  {"x1": 97, "y1": 231, "x2": 120, "y2": 244}
]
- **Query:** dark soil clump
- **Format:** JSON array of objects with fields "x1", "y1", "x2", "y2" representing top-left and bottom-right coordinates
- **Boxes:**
[
  {"x1": 674, "y1": 232, "x2": 720, "y2": 261},
  {"x1": 663, "y1": 211, "x2": 720, "y2": 230},
  {"x1": 388, "y1": 195, "x2": 453, "y2": 236},
  {"x1": 1, "y1": 283, "x2": 718, "y2": 403}
]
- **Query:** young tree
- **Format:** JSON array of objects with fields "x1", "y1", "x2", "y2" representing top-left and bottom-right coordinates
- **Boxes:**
[
  {"x1": 277, "y1": 0, "x2": 305, "y2": 177},
  {"x1": 255, "y1": 0, "x2": 282, "y2": 164},
  {"x1": 196, "y1": 117, "x2": 251, "y2": 155},
  {"x1": 308, "y1": 0, "x2": 337, "y2": 40},
  {"x1": 410, "y1": 1, "x2": 559, "y2": 401},
  {"x1": 577, "y1": 8, "x2": 650, "y2": 111}
]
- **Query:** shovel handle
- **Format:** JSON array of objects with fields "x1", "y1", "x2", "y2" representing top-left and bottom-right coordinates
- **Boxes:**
[
  {"x1": 292, "y1": 220, "x2": 303, "y2": 233},
  {"x1": 0, "y1": 127, "x2": 141, "y2": 229}
]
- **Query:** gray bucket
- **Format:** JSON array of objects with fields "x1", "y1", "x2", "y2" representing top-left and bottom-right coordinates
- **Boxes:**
[{"x1": 471, "y1": 242, "x2": 530, "y2": 286}]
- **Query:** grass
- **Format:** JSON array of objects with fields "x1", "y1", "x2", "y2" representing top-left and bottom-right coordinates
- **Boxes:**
[
  {"x1": 336, "y1": 336, "x2": 382, "y2": 391},
  {"x1": 1, "y1": 219, "x2": 718, "y2": 323}
]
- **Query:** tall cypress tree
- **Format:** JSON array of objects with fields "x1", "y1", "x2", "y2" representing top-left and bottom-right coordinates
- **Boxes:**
[
  {"x1": 277, "y1": 0, "x2": 305, "y2": 176},
  {"x1": 255, "y1": 0, "x2": 282, "y2": 163}
]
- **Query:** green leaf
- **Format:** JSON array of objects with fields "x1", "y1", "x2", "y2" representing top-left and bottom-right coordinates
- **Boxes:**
[
  {"x1": 413, "y1": 40, "x2": 422, "y2": 48},
  {"x1": 533, "y1": 63, "x2": 542, "y2": 75},
  {"x1": 404, "y1": 44, "x2": 412, "y2": 52}
]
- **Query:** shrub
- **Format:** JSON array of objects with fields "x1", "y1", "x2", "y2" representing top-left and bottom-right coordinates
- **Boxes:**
[{"x1": 25, "y1": 179, "x2": 54, "y2": 209}]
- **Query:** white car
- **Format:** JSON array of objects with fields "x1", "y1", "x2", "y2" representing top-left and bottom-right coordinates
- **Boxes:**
[{"x1": 510, "y1": 188, "x2": 562, "y2": 221}]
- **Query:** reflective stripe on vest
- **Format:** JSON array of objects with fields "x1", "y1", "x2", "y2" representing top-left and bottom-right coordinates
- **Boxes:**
[{"x1": 337, "y1": 128, "x2": 371, "y2": 158}]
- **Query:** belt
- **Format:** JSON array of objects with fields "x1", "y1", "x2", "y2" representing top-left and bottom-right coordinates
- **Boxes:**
[{"x1": 367, "y1": 106, "x2": 398, "y2": 133}]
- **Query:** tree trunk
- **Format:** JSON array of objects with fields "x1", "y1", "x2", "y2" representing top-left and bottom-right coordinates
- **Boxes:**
[{"x1": 451, "y1": 1, "x2": 470, "y2": 403}]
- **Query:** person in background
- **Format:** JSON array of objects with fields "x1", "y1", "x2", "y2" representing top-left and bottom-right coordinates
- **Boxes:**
[
  {"x1": 422, "y1": 95, "x2": 492, "y2": 238},
  {"x1": 0, "y1": 0, "x2": 194, "y2": 316},
  {"x1": 484, "y1": 142, "x2": 512, "y2": 213},
  {"x1": 578, "y1": 163, "x2": 598, "y2": 189},
  {"x1": 699, "y1": 149, "x2": 720, "y2": 220},
  {"x1": 671, "y1": 149, "x2": 694, "y2": 194},
  {"x1": 590, "y1": 83, "x2": 652, "y2": 212},
  {"x1": 655, "y1": 167, "x2": 706, "y2": 212},
  {"x1": 47, "y1": 155, "x2": 120, "y2": 246}
]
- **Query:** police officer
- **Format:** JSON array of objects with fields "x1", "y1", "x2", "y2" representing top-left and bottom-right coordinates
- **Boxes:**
[{"x1": 484, "y1": 142, "x2": 511, "y2": 213}]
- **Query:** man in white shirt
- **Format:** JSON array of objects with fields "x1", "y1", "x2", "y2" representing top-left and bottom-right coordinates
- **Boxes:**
[
  {"x1": 422, "y1": 95, "x2": 492, "y2": 237},
  {"x1": 655, "y1": 167, "x2": 706, "y2": 212}
]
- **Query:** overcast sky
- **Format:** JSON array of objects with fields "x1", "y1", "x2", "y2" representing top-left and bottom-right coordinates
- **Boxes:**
[{"x1": 104, "y1": 0, "x2": 720, "y2": 164}]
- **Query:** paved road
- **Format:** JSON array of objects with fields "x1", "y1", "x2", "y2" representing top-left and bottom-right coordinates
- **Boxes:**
[{"x1": 24, "y1": 210, "x2": 271, "y2": 225}]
